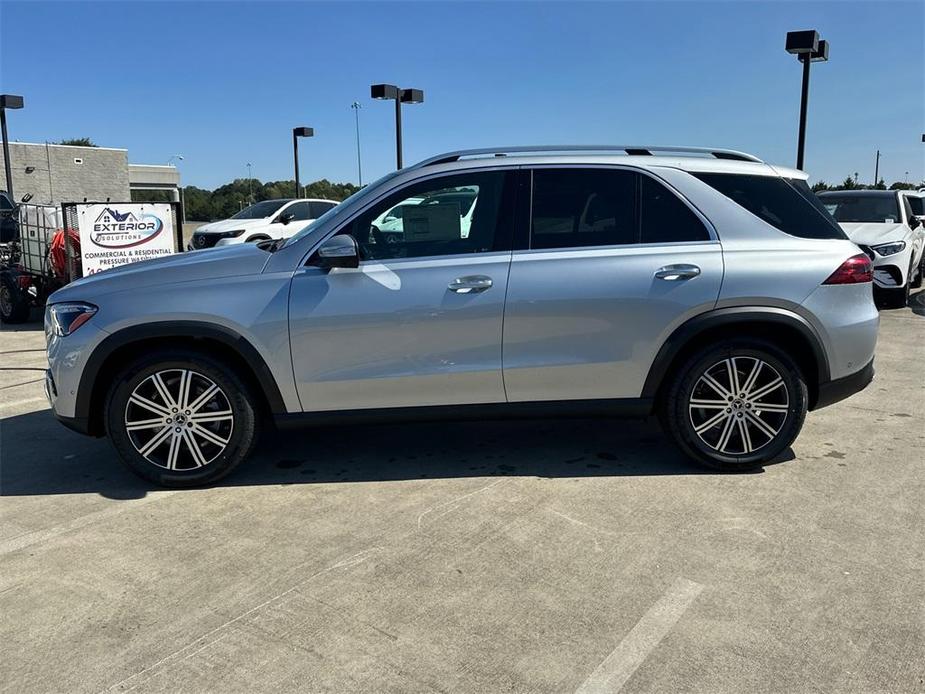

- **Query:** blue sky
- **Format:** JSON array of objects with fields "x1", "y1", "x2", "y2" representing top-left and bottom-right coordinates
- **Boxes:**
[{"x1": 1, "y1": 1, "x2": 922, "y2": 189}]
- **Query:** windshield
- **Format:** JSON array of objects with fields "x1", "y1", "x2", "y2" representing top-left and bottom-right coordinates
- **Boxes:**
[
  {"x1": 283, "y1": 171, "x2": 402, "y2": 248},
  {"x1": 820, "y1": 194, "x2": 901, "y2": 223},
  {"x1": 231, "y1": 199, "x2": 291, "y2": 220}
]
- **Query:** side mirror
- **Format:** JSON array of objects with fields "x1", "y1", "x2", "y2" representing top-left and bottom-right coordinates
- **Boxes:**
[
  {"x1": 910, "y1": 216, "x2": 921, "y2": 230},
  {"x1": 313, "y1": 234, "x2": 359, "y2": 269},
  {"x1": 278, "y1": 212, "x2": 295, "y2": 225}
]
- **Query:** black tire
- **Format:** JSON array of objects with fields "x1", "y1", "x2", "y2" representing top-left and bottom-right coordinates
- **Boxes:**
[
  {"x1": 105, "y1": 350, "x2": 260, "y2": 487},
  {"x1": 660, "y1": 339, "x2": 808, "y2": 472},
  {"x1": 0, "y1": 275, "x2": 30, "y2": 324}
]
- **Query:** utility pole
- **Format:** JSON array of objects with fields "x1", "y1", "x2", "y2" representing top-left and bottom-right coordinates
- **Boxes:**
[{"x1": 874, "y1": 150, "x2": 880, "y2": 187}]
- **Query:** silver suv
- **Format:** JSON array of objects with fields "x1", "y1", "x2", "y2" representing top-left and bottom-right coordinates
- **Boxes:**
[{"x1": 45, "y1": 146, "x2": 879, "y2": 487}]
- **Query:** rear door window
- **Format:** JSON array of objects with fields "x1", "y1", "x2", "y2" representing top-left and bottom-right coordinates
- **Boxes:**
[
  {"x1": 530, "y1": 169, "x2": 636, "y2": 249},
  {"x1": 694, "y1": 173, "x2": 846, "y2": 240}
]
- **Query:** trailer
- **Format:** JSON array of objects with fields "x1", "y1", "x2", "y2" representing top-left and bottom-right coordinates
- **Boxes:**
[{"x1": 0, "y1": 202, "x2": 68, "y2": 324}]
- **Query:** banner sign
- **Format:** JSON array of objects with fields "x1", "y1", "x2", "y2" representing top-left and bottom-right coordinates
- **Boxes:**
[{"x1": 75, "y1": 203, "x2": 176, "y2": 275}]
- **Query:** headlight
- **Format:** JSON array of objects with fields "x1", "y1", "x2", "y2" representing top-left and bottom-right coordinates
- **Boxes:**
[
  {"x1": 47, "y1": 302, "x2": 97, "y2": 336},
  {"x1": 871, "y1": 241, "x2": 906, "y2": 257},
  {"x1": 223, "y1": 229, "x2": 246, "y2": 238}
]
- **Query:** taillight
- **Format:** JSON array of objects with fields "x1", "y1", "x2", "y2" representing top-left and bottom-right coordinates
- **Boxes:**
[{"x1": 823, "y1": 254, "x2": 873, "y2": 285}]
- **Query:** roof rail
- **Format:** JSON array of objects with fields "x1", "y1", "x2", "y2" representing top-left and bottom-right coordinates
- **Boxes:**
[{"x1": 410, "y1": 145, "x2": 763, "y2": 169}]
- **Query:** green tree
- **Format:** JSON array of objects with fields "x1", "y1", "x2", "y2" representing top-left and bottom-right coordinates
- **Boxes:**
[
  {"x1": 57, "y1": 138, "x2": 98, "y2": 147},
  {"x1": 811, "y1": 181, "x2": 830, "y2": 193}
]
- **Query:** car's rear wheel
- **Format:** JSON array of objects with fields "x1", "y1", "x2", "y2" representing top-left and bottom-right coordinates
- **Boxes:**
[
  {"x1": 105, "y1": 351, "x2": 259, "y2": 487},
  {"x1": 661, "y1": 340, "x2": 808, "y2": 471}
]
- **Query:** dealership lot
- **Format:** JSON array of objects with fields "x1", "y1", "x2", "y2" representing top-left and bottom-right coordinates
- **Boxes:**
[{"x1": 1, "y1": 296, "x2": 923, "y2": 693}]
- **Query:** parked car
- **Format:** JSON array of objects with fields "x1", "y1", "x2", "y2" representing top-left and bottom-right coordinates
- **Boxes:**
[
  {"x1": 818, "y1": 190, "x2": 925, "y2": 308},
  {"x1": 45, "y1": 145, "x2": 879, "y2": 487},
  {"x1": 189, "y1": 198, "x2": 338, "y2": 249}
]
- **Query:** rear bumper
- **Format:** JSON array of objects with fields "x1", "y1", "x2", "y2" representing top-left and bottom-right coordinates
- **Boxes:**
[{"x1": 813, "y1": 359, "x2": 874, "y2": 410}]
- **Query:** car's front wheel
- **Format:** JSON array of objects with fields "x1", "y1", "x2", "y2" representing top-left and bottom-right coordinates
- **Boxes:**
[
  {"x1": 105, "y1": 351, "x2": 260, "y2": 487},
  {"x1": 661, "y1": 340, "x2": 808, "y2": 471}
]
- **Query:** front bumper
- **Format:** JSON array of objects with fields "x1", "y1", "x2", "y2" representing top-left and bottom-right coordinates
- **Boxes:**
[
  {"x1": 814, "y1": 359, "x2": 874, "y2": 410},
  {"x1": 46, "y1": 368, "x2": 94, "y2": 434}
]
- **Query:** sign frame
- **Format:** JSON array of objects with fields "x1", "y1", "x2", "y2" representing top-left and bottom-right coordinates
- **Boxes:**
[{"x1": 61, "y1": 201, "x2": 184, "y2": 282}]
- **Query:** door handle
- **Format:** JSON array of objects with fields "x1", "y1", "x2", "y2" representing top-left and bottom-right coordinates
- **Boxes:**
[
  {"x1": 654, "y1": 264, "x2": 701, "y2": 281},
  {"x1": 448, "y1": 275, "x2": 493, "y2": 293}
]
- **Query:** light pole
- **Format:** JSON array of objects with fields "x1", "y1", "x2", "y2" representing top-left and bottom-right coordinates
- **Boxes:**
[
  {"x1": 350, "y1": 102, "x2": 363, "y2": 186},
  {"x1": 167, "y1": 154, "x2": 183, "y2": 166},
  {"x1": 246, "y1": 163, "x2": 253, "y2": 203},
  {"x1": 292, "y1": 126, "x2": 313, "y2": 198},
  {"x1": 874, "y1": 150, "x2": 880, "y2": 187},
  {"x1": 0, "y1": 94, "x2": 24, "y2": 200},
  {"x1": 371, "y1": 84, "x2": 424, "y2": 169},
  {"x1": 785, "y1": 31, "x2": 829, "y2": 170}
]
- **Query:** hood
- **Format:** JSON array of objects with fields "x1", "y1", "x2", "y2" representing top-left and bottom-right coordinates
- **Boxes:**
[
  {"x1": 50, "y1": 244, "x2": 270, "y2": 303},
  {"x1": 196, "y1": 218, "x2": 268, "y2": 233},
  {"x1": 839, "y1": 222, "x2": 909, "y2": 246}
]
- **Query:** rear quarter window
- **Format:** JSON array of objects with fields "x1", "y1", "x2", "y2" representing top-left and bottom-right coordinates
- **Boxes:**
[{"x1": 694, "y1": 173, "x2": 847, "y2": 240}]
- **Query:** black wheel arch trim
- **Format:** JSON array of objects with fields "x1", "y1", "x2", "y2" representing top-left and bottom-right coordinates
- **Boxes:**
[
  {"x1": 641, "y1": 307, "x2": 831, "y2": 401},
  {"x1": 76, "y1": 321, "x2": 287, "y2": 429}
]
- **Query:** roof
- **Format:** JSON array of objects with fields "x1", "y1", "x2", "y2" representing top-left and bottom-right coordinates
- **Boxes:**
[
  {"x1": 5, "y1": 140, "x2": 128, "y2": 153},
  {"x1": 404, "y1": 146, "x2": 806, "y2": 180}
]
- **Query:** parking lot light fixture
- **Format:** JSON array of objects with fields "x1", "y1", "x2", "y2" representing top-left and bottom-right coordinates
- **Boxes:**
[
  {"x1": 786, "y1": 31, "x2": 829, "y2": 171},
  {"x1": 0, "y1": 94, "x2": 25, "y2": 200},
  {"x1": 371, "y1": 83, "x2": 424, "y2": 170},
  {"x1": 292, "y1": 127, "x2": 314, "y2": 198}
]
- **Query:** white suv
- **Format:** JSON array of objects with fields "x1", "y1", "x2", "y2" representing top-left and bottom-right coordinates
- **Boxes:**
[
  {"x1": 818, "y1": 190, "x2": 925, "y2": 307},
  {"x1": 189, "y1": 198, "x2": 338, "y2": 249}
]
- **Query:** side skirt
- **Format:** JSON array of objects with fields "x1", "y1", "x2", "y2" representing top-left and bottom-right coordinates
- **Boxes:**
[{"x1": 273, "y1": 398, "x2": 654, "y2": 430}]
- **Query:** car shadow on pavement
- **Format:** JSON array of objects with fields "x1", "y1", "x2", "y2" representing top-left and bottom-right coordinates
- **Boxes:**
[{"x1": 1, "y1": 410, "x2": 792, "y2": 499}]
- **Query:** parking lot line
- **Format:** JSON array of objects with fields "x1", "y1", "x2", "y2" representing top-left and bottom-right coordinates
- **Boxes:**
[{"x1": 575, "y1": 578, "x2": 705, "y2": 694}]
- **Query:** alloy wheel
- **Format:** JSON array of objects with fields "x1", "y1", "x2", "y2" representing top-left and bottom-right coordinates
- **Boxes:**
[
  {"x1": 123, "y1": 369, "x2": 234, "y2": 470},
  {"x1": 688, "y1": 357, "x2": 789, "y2": 455}
]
